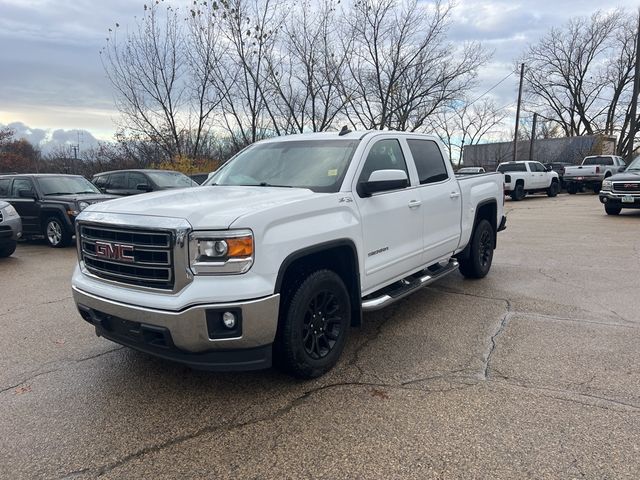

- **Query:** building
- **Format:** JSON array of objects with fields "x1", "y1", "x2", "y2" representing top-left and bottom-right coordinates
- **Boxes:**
[{"x1": 462, "y1": 135, "x2": 617, "y2": 171}]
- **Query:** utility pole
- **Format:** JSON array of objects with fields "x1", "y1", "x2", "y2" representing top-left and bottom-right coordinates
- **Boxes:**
[
  {"x1": 529, "y1": 113, "x2": 538, "y2": 160},
  {"x1": 512, "y1": 63, "x2": 525, "y2": 162},
  {"x1": 628, "y1": 9, "x2": 640, "y2": 159}
]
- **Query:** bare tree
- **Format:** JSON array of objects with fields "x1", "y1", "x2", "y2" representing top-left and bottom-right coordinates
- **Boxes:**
[
  {"x1": 265, "y1": 0, "x2": 352, "y2": 133},
  {"x1": 433, "y1": 99, "x2": 507, "y2": 163},
  {"x1": 344, "y1": 0, "x2": 486, "y2": 131}
]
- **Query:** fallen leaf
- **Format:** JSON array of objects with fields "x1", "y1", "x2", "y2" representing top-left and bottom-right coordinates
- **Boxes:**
[
  {"x1": 54, "y1": 339, "x2": 66, "y2": 345},
  {"x1": 370, "y1": 388, "x2": 389, "y2": 400},
  {"x1": 14, "y1": 385, "x2": 32, "y2": 395}
]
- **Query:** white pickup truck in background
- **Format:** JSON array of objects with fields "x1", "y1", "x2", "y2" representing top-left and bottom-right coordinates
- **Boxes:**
[
  {"x1": 563, "y1": 155, "x2": 627, "y2": 194},
  {"x1": 72, "y1": 130, "x2": 506, "y2": 378},
  {"x1": 497, "y1": 161, "x2": 560, "y2": 201}
]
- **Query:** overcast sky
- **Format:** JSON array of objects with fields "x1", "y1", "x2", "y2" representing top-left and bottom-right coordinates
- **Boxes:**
[{"x1": 0, "y1": 0, "x2": 636, "y2": 150}]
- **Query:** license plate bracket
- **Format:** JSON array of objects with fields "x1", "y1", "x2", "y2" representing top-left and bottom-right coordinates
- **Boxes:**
[{"x1": 622, "y1": 195, "x2": 635, "y2": 203}]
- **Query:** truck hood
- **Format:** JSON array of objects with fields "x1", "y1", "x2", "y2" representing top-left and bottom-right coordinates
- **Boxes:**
[
  {"x1": 83, "y1": 185, "x2": 317, "y2": 229},
  {"x1": 45, "y1": 193, "x2": 117, "y2": 203},
  {"x1": 608, "y1": 170, "x2": 640, "y2": 182}
]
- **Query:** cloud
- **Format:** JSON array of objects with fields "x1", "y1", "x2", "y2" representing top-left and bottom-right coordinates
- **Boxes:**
[{"x1": 2, "y1": 121, "x2": 101, "y2": 154}]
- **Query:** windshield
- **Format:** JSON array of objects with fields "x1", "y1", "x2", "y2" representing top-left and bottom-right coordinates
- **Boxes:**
[
  {"x1": 145, "y1": 171, "x2": 196, "y2": 188},
  {"x1": 36, "y1": 176, "x2": 101, "y2": 195},
  {"x1": 206, "y1": 139, "x2": 359, "y2": 192},
  {"x1": 627, "y1": 156, "x2": 640, "y2": 171},
  {"x1": 497, "y1": 163, "x2": 526, "y2": 172},
  {"x1": 583, "y1": 156, "x2": 613, "y2": 166}
]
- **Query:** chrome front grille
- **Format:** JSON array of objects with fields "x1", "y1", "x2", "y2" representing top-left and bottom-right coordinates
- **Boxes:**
[
  {"x1": 0, "y1": 211, "x2": 3, "y2": 223},
  {"x1": 80, "y1": 225, "x2": 174, "y2": 290},
  {"x1": 612, "y1": 182, "x2": 640, "y2": 193}
]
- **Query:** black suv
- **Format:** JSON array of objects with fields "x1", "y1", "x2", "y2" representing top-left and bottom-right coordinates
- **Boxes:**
[
  {"x1": 92, "y1": 169, "x2": 197, "y2": 196},
  {"x1": 0, "y1": 174, "x2": 115, "y2": 247}
]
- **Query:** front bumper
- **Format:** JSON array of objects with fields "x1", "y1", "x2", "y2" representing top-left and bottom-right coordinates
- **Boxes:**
[
  {"x1": 72, "y1": 286, "x2": 280, "y2": 370},
  {"x1": 599, "y1": 191, "x2": 640, "y2": 208}
]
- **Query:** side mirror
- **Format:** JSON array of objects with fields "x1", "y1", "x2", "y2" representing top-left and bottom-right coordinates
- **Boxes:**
[
  {"x1": 545, "y1": 165, "x2": 553, "y2": 172},
  {"x1": 618, "y1": 166, "x2": 626, "y2": 172},
  {"x1": 136, "y1": 183, "x2": 152, "y2": 192},
  {"x1": 357, "y1": 169, "x2": 409, "y2": 197},
  {"x1": 18, "y1": 189, "x2": 36, "y2": 199}
]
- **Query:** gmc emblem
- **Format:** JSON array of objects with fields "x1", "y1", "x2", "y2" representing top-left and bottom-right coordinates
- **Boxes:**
[
  {"x1": 624, "y1": 183, "x2": 637, "y2": 188},
  {"x1": 94, "y1": 241, "x2": 135, "y2": 262}
]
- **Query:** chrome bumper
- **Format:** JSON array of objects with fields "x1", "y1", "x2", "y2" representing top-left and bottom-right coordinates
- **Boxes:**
[{"x1": 72, "y1": 286, "x2": 280, "y2": 352}]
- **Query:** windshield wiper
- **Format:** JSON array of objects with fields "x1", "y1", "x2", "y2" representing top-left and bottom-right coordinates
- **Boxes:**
[
  {"x1": 44, "y1": 192, "x2": 73, "y2": 196},
  {"x1": 243, "y1": 182, "x2": 294, "y2": 188},
  {"x1": 74, "y1": 191, "x2": 99, "y2": 194}
]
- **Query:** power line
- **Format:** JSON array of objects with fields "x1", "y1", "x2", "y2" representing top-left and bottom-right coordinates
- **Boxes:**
[{"x1": 467, "y1": 71, "x2": 515, "y2": 107}]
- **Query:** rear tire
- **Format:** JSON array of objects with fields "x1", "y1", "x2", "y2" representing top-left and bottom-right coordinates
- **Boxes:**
[
  {"x1": 510, "y1": 183, "x2": 525, "y2": 201},
  {"x1": 567, "y1": 183, "x2": 578, "y2": 194},
  {"x1": 458, "y1": 219, "x2": 495, "y2": 279},
  {"x1": 592, "y1": 183, "x2": 602, "y2": 194},
  {"x1": 275, "y1": 270, "x2": 350, "y2": 378},
  {"x1": 44, "y1": 216, "x2": 72, "y2": 248},
  {"x1": 605, "y1": 206, "x2": 621, "y2": 216},
  {"x1": 0, "y1": 241, "x2": 16, "y2": 258},
  {"x1": 547, "y1": 181, "x2": 559, "y2": 197}
]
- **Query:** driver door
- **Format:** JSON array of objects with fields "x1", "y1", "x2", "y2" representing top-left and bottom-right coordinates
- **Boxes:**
[{"x1": 353, "y1": 137, "x2": 424, "y2": 294}]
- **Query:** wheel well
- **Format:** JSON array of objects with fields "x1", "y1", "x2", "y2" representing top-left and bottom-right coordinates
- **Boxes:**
[
  {"x1": 604, "y1": 172, "x2": 612, "y2": 178},
  {"x1": 551, "y1": 177, "x2": 559, "y2": 183},
  {"x1": 276, "y1": 243, "x2": 362, "y2": 327},
  {"x1": 457, "y1": 200, "x2": 497, "y2": 261}
]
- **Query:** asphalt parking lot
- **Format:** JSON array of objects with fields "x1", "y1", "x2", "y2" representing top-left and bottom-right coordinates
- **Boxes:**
[{"x1": 1, "y1": 193, "x2": 639, "y2": 479}]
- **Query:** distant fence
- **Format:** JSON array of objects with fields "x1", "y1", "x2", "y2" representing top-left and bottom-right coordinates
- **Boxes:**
[{"x1": 462, "y1": 135, "x2": 617, "y2": 171}]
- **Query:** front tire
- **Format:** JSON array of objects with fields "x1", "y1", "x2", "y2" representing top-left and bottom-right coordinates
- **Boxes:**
[
  {"x1": 276, "y1": 270, "x2": 351, "y2": 378},
  {"x1": 547, "y1": 181, "x2": 559, "y2": 197},
  {"x1": 0, "y1": 241, "x2": 17, "y2": 258},
  {"x1": 44, "y1": 217, "x2": 72, "y2": 248},
  {"x1": 605, "y1": 206, "x2": 621, "y2": 216},
  {"x1": 458, "y1": 219, "x2": 495, "y2": 279}
]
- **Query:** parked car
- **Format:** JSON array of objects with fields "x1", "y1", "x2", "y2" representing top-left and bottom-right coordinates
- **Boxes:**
[
  {"x1": 497, "y1": 161, "x2": 560, "y2": 201},
  {"x1": 563, "y1": 155, "x2": 626, "y2": 194},
  {"x1": 72, "y1": 130, "x2": 506, "y2": 378},
  {"x1": 0, "y1": 200, "x2": 22, "y2": 257},
  {"x1": 92, "y1": 169, "x2": 197, "y2": 196},
  {"x1": 456, "y1": 167, "x2": 486, "y2": 175},
  {"x1": 543, "y1": 162, "x2": 572, "y2": 188},
  {"x1": 0, "y1": 174, "x2": 115, "y2": 247},
  {"x1": 598, "y1": 155, "x2": 640, "y2": 215},
  {"x1": 189, "y1": 173, "x2": 210, "y2": 185}
]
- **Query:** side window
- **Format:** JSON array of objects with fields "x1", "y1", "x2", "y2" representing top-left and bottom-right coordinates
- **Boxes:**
[
  {"x1": 94, "y1": 175, "x2": 109, "y2": 189},
  {"x1": 528, "y1": 163, "x2": 538, "y2": 172},
  {"x1": 0, "y1": 178, "x2": 11, "y2": 196},
  {"x1": 127, "y1": 172, "x2": 149, "y2": 189},
  {"x1": 359, "y1": 139, "x2": 408, "y2": 183},
  {"x1": 534, "y1": 162, "x2": 545, "y2": 172},
  {"x1": 406, "y1": 139, "x2": 449, "y2": 184},
  {"x1": 11, "y1": 179, "x2": 34, "y2": 197},
  {"x1": 108, "y1": 173, "x2": 127, "y2": 189}
]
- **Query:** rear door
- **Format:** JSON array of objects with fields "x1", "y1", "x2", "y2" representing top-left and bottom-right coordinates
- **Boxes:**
[
  {"x1": 9, "y1": 177, "x2": 40, "y2": 233},
  {"x1": 406, "y1": 138, "x2": 462, "y2": 264},
  {"x1": 530, "y1": 162, "x2": 548, "y2": 188},
  {"x1": 104, "y1": 172, "x2": 128, "y2": 195},
  {"x1": 353, "y1": 136, "x2": 424, "y2": 293},
  {"x1": 126, "y1": 172, "x2": 151, "y2": 194}
]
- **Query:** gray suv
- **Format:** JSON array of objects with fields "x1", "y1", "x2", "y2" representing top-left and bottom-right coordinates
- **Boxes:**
[{"x1": 0, "y1": 200, "x2": 22, "y2": 257}]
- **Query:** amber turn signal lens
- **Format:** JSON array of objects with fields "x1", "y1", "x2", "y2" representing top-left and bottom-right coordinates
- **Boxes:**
[{"x1": 227, "y1": 236, "x2": 253, "y2": 257}]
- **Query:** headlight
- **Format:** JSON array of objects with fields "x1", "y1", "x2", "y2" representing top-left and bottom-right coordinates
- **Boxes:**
[
  {"x1": 602, "y1": 179, "x2": 612, "y2": 191},
  {"x1": 189, "y1": 230, "x2": 254, "y2": 275},
  {"x1": 78, "y1": 201, "x2": 90, "y2": 211},
  {"x1": 2, "y1": 204, "x2": 18, "y2": 218}
]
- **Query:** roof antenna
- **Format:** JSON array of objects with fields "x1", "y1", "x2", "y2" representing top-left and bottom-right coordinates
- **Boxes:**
[{"x1": 339, "y1": 125, "x2": 352, "y2": 136}]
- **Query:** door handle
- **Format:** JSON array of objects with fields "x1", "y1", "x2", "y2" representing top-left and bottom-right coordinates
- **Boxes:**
[
  {"x1": 408, "y1": 200, "x2": 422, "y2": 208},
  {"x1": 449, "y1": 192, "x2": 461, "y2": 199}
]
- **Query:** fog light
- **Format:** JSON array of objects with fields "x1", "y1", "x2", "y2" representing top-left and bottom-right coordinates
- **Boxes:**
[{"x1": 222, "y1": 311, "x2": 236, "y2": 329}]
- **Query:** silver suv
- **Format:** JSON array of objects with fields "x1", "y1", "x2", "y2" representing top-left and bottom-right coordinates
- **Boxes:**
[{"x1": 0, "y1": 200, "x2": 22, "y2": 257}]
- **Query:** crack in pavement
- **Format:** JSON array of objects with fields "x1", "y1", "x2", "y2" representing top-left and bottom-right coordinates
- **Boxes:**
[
  {"x1": 490, "y1": 378, "x2": 640, "y2": 412},
  {"x1": 59, "y1": 380, "x2": 475, "y2": 479},
  {"x1": 0, "y1": 347, "x2": 124, "y2": 395},
  {"x1": 0, "y1": 295, "x2": 73, "y2": 318}
]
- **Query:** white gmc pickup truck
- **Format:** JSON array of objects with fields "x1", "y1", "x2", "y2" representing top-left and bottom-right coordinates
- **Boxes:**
[{"x1": 72, "y1": 130, "x2": 506, "y2": 378}]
